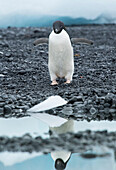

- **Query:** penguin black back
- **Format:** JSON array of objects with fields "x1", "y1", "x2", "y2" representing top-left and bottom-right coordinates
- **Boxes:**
[{"x1": 53, "y1": 21, "x2": 67, "y2": 34}]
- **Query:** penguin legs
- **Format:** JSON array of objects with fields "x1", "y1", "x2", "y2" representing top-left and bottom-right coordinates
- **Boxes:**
[
  {"x1": 49, "y1": 72, "x2": 58, "y2": 85},
  {"x1": 50, "y1": 73, "x2": 72, "y2": 85},
  {"x1": 64, "y1": 72, "x2": 73, "y2": 84},
  {"x1": 51, "y1": 80, "x2": 58, "y2": 86},
  {"x1": 49, "y1": 69, "x2": 73, "y2": 85},
  {"x1": 65, "y1": 80, "x2": 71, "y2": 84}
]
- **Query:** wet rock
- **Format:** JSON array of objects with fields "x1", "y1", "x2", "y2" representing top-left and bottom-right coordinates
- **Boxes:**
[
  {"x1": 5, "y1": 52, "x2": 12, "y2": 58},
  {"x1": 18, "y1": 70, "x2": 26, "y2": 75},
  {"x1": 2, "y1": 94, "x2": 8, "y2": 99},
  {"x1": 90, "y1": 107, "x2": 97, "y2": 115},
  {"x1": 3, "y1": 105, "x2": 12, "y2": 115},
  {"x1": 0, "y1": 97, "x2": 4, "y2": 102},
  {"x1": 7, "y1": 57, "x2": 13, "y2": 62},
  {"x1": 62, "y1": 106, "x2": 73, "y2": 115},
  {"x1": 0, "y1": 103, "x2": 5, "y2": 107},
  {"x1": 23, "y1": 134, "x2": 32, "y2": 140},
  {"x1": 0, "y1": 108, "x2": 3, "y2": 115},
  {"x1": 9, "y1": 95, "x2": 17, "y2": 101},
  {"x1": 69, "y1": 96, "x2": 78, "y2": 103},
  {"x1": 109, "y1": 109, "x2": 116, "y2": 114},
  {"x1": 1, "y1": 42, "x2": 9, "y2": 47},
  {"x1": 0, "y1": 131, "x2": 116, "y2": 153}
]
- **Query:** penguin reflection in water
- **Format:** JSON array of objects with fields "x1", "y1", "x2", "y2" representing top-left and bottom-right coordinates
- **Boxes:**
[
  {"x1": 49, "y1": 119, "x2": 74, "y2": 170},
  {"x1": 34, "y1": 21, "x2": 93, "y2": 85}
]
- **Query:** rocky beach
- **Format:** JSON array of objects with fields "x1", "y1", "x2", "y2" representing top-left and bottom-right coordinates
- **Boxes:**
[{"x1": 0, "y1": 24, "x2": 116, "y2": 120}]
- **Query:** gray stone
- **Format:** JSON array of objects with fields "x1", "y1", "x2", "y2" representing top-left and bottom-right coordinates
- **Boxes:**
[
  {"x1": 0, "y1": 108, "x2": 3, "y2": 115},
  {"x1": 90, "y1": 107, "x2": 97, "y2": 115},
  {"x1": 3, "y1": 105, "x2": 12, "y2": 115}
]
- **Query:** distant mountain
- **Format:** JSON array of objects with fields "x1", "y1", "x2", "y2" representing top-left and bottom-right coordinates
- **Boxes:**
[
  {"x1": 92, "y1": 14, "x2": 116, "y2": 24},
  {"x1": 0, "y1": 14, "x2": 116, "y2": 27},
  {"x1": 59, "y1": 14, "x2": 116, "y2": 25}
]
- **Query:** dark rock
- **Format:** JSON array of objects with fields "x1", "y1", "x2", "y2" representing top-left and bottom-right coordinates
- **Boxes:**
[
  {"x1": 109, "y1": 109, "x2": 116, "y2": 114},
  {"x1": 0, "y1": 103, "x2": 5, "y2": 107},
  {"x1": 9, "y1": 95, "x2": 16, "y2": 101},
  {"x1": 0, "y1": 98, "x2": 4, "y2": 102},
  {"x1": 0, "y1": 108, "x2": 3, "y2": 115},
  {"x1": 5, "y1": 52, "x2": 12, "y2": 58},
  {"x1": 90, "y1": 107, "x2": 97, "y2": 115},
  {"x1": 3, "y1": 105, "x2": 12, "y2": 115},
  {"x1": 62, "y1": 106, "x2": 73, "y2": 115},
  {"x1": 1, "y1": 42, "x2": 9, "y2": 47},
  {"x1": 7, "y1": 57, "x2": 13, "y2": 62}
]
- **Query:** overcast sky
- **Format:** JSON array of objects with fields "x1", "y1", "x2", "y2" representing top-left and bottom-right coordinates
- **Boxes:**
[{"x1": 0, "y1": 0, "x2": 116, "y2": 19}]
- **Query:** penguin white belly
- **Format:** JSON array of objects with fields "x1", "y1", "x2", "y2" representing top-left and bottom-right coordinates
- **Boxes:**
[{"x1": 48, "y1": 30, "x2": 74, "y2": 81}]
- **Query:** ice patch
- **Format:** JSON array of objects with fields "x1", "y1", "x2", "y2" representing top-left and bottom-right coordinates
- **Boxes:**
[{"x1": 27, "y1": 95, "x2": 67, "y2": 113}]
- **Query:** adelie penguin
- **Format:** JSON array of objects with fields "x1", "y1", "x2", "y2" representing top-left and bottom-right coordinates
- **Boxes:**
[{"x1": 34, "y1": 21, "x2": 93, "y2": 85}]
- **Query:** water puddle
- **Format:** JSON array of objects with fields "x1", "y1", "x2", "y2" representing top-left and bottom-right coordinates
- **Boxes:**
[
  {"x1": 0, "y1": 96, "x2": 116, "y2": 170},
  {"x1": 0, "y1": 116, "x2": 116, "y2": 138},
  {"x1": 0, "y1": 151, "x2": 115, "y2": 170},
  {"x1": 0, "y1": 114, "x2": 116, "y2": 170}
]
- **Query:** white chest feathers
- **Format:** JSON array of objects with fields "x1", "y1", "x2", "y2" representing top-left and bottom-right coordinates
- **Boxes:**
[{"x1": 48, "y1": 30, "x2": 74, "y2": 80}]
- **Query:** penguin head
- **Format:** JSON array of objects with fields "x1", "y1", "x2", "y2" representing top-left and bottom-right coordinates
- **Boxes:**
[
  {"x1": 55, "y1": 158, "x2": 66, "y2": 170},
  {"x1": 53, "y1": 21, "x2": 66, "y2": 34}
]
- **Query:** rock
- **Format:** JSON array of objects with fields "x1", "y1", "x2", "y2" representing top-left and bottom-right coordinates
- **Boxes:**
[
  {"x1": 0, "y1": 103, "x2": 5, "y2": 107},
  {"x1": 0, "y1": 108, "x2": 3, "y2": 115},
  {"x1": 109, "y1": 109, "x2": 116, "y2": 114},
  {"x1": 0, "y1": 98, "x2": 4, "y2": 102},
  {"x1": 69, "y1": 96, "x2": 79, "y2": 103},
  {"x1": 5, "y1": 52, "x2": 12, "y2": 58},
  {"x1": 90, "y1": 107, "x2": 97, "y2": 115},
  {"x1": 9, "y1": 95, "x2": 16, "y2": 101},
  {"x1": 2, "y1": 94, "x2": 8, "y2": 99},
  {"x1": 7, "y1": 57, "x2": 13, "y2": 62},
  {"x1": 0, "y1": 51, "x2": 3, "y2": 55},
  {"x1": 18, "y1": 70, "x2": 26, "y2": 75},
  {"x1": 3, "y1": 105, "x2": 12, "y2": 115},
  {"x1": 2, "y1": 42, "x2": 9, "y2": 47},
  {"x1": 62, "y1": 106, "x2": 73, "y2": 115}
]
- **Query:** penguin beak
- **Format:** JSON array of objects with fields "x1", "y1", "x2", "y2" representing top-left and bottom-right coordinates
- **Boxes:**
[{"x1": 55, "y1": 28, "x2": 59, "y2": 33}]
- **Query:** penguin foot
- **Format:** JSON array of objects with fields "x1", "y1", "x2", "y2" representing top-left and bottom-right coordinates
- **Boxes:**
[
  {"x1": 64, "y1": 80, "x2": 71, "y2": 84},
  {"x1": 51, "y1": 80, "x2": 58, "y2": 86}
]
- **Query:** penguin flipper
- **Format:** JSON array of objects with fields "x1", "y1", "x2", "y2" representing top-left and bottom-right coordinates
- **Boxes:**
[
  {"x1": 71, "y1": 38, "x2": 93, "y2": 45},
  {"x1": 33, "y1": 38, "x2": 49, "y2": 46}
]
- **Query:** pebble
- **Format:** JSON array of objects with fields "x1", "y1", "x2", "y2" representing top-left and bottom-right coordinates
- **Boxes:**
[
  {"x1": 0, "y1": 51, "x2": 3, "y2": 55},
  {"x1": 9, "y1": 95, "x2": 16, "y2": 101},
  {"x1": 5, "y1": 52, "x2": 12, "y2": 58},
  {"x1": 0, "y1": 74, "x2": 5, "y2": 77},
  {"x1": 90, "y1": 107, "x2": 97, "y2": 115},
  {"x1": 109, "y1": 109, "x2": 116, "y2": 114},
  {"x1": 0, "y1": 108, "x2": 3, "y2": 115},
  {"x1": 62, "y1": 106, "x2": 73, "y2": 115},
  {"x1": 3, "y1": 105, "x2": 12, "y2": 115},
  {"x1": 0, "y1": 103, "x2": 5, "y2": 107}
]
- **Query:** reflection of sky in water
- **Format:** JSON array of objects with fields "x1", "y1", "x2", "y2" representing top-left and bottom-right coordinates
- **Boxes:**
[
  {"x1": 0, "y1": 117, "x2": 49, "y2": 138},
  {"x1": 0, "y1": 152, "x2": 115, "y2": 170},
  {"x1": 0, "y1": 117, "x2": 116, "y2": 138}
]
